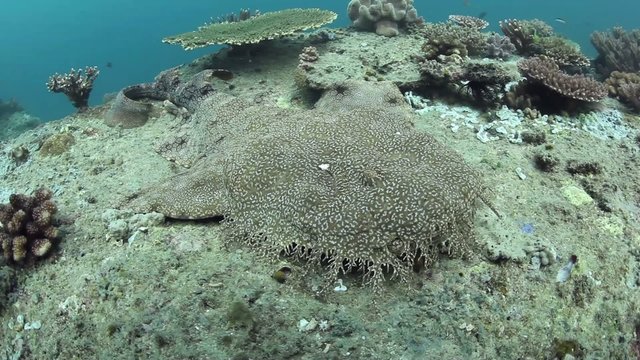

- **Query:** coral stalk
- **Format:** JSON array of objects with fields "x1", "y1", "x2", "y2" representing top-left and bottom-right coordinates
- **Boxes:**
[{"x1": 46, "y1": 66, "x2": 100, "y2": 111}]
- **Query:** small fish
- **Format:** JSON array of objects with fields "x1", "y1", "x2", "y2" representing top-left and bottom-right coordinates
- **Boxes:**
[
  {"x1": 477, "y1": 11, "x2": 488, "y2": 20},
  {"x1": 106, "y1": 61, "x2": 113, "y2": 68},
  {"x1": 554, "y1": 17, "x2": 567, "y2": 24}
]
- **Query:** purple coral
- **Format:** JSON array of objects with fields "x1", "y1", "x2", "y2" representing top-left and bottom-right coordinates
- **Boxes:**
[
  {"x1": 485, "y1": 33, "x2": 516, "y2": 60},
  {"x1": 46, "y1": 66, "x2": 99, "y2": 111}
]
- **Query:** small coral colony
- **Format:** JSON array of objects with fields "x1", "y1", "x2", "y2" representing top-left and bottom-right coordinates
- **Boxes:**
[{"x1": 3, "y1": 1, "x2": 639, "y2": 270}]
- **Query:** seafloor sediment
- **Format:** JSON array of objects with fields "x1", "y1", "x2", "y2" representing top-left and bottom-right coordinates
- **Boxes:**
[{"x1": 1, "y1": 28, "x2": 639, "y2": 359}]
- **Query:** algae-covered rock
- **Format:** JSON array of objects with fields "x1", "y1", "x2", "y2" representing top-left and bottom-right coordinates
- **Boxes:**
[{"x1": 40, "y1": 132, "x2": 75, "y2": 156}]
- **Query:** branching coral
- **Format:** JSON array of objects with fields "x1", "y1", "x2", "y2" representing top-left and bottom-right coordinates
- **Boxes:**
[
  {"x1": 500, "y1": 19, "x2": 589, "y2": 68},
  {"x1": 419, "y1": 59, "x2": 516, "y2": 106},
  {"x1": 499, "y1": 19, "x2": 554, "y2": 54},
  {"x1": 448, "y1": 15, "x2": 488, "y2": 30},
  {"x1": 163, "y1": 8, "x2": 337, "y2": 49},
  {"x1": 0, "y1": 188, "x2": 60, "y2": 266},
  {"x1": 212, "y1": 8, "x2": 260, "y2": 24},
  {"x1": 518, "y1": 56, "x2": 607, "y2": 102},
  {"x1": 46, "y1": 66, "x2": 99, "y2": 111},
  {"x1": 591, "y1": 27, "x2": 640, "y2": 75},
  {"x1": 347, "y1": 0, "x2": 421, "y2": 37},
  {"x1": 419, "y1": 22, "x2": 488, "y2": 62},
  {"x1": 605, "y1": 71, "x2": 640, "y2": 112}
]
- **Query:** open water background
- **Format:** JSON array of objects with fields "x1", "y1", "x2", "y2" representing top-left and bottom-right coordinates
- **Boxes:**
[{"x1": 0, "y1": 0, "x2": 637, "y2": 120}]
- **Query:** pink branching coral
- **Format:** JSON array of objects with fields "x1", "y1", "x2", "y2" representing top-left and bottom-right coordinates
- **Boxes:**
[{"x1": 46, "y1": 66, "x2": 100, "y2": 111}]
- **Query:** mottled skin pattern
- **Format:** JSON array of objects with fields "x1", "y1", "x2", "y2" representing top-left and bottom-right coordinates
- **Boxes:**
[{"x1": 129, "y1": 81, "x2": 490, "y2": 286}]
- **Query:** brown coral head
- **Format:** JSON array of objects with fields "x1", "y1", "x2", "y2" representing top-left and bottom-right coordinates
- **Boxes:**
[{"x1": 449, "y1": 15, "x2": 489, "y2": 29}]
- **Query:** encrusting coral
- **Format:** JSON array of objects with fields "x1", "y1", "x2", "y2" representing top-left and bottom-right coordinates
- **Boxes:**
[
  {"x1": 0, "y1": 188, "x2": 60, "y2": 266},
  {"x1": 46, "y1": 66, "x2": 99, "y2": 111},
  {"x1": 347, "y1": 0, "x2": 421, "y2": 37},
  {"x1": 129, "y1": 81, "x2": 495, "y2": 287},
  {"x1": 163, "y1": 8, "x2": 337, "y2": 49}
]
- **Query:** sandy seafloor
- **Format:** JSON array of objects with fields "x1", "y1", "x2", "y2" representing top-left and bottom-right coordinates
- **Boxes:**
[{"x1": 1, "y1": 28, "x2": 640, "y2": 360}]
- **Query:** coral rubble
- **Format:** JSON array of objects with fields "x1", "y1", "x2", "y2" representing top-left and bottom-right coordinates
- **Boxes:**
[
  {"x1": 347, "y1": 0, "x2": 422, "y2": 37},
  {"x1": 46, "y1": 66, "x2": 99, "y2": 111},
  {"x1": 0, "y1": 188, "x2": 60, "y2": 265}
]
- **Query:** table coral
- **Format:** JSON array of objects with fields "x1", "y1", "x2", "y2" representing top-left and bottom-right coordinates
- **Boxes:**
[
  {"x1": 163, "y1": 8, "x2": 337, "y2": 49},
  {"x1": 129, "y1": 81, "x2": 494, "y2": 287},
  {"x1": 0, "y1": 188, "x2": 60, "y2": 265}
]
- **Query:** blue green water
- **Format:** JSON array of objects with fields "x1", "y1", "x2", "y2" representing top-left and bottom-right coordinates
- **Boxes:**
[{"x1": 0, "y1": 0, "x2": 637, "y2": 120}]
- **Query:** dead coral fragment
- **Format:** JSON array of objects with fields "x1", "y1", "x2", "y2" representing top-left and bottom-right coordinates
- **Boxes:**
[
  {"x1": 163, "y1": 8, "x2": 337, "y2": 49},
  {"x1": 46, "y1": 66, "x2": 99, "y2": 111},
  {"x1": 518, "y1": 56, "x2": 607, "y2": 102},
  {"x1": 347, "y1": 0, "x2": 421, "y2": 37},
  {"x1": 0, "y1": 188, "x2": 60, "y2": 266}
]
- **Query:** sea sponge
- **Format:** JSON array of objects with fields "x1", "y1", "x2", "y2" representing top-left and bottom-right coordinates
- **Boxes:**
[
  {"x1": 0, "y1": 188, "x2": 60, "y2": 266},
  {"x1": 347, "y1": 0, "x2": 421, "y2": 37},
  {"x1": 104, "y1": 84, "x2": 160, "y2": 129},
  {"x1": 163, "y1": 8, "x2": 337, "y2": 49}
]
